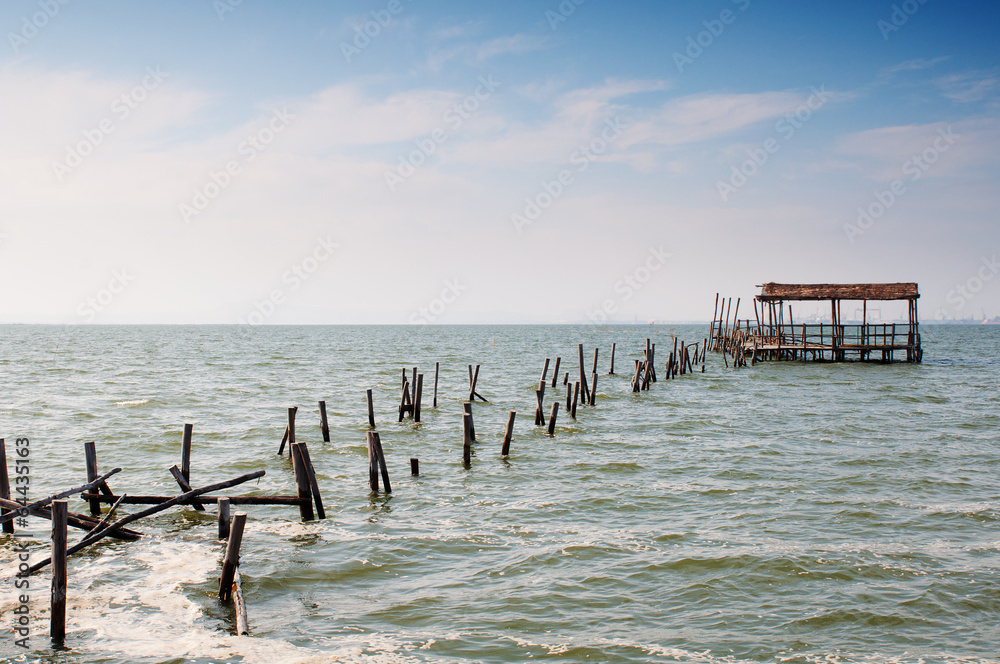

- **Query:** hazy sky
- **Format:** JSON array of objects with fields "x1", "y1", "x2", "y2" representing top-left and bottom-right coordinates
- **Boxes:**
[{"x1": 2, "y1": 0, "x2": 998, "y2": 324}]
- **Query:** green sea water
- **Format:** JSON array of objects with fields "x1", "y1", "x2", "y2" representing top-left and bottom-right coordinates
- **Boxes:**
[{"x1": 0, "y1": 324, "x2": 998, "y2": 663}]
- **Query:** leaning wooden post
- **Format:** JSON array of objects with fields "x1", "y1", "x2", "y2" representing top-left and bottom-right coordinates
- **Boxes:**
[
  {"x1": 551, "y1": 357, "x2": 561, "y2": 387},
  {"x1": 534, "y1": 380, "x2": 546, "y2": 425},
  {"x1": 169, "y1": 465, "x2": 205, "y2": 511},
  {"x1": 233, "y1": 567, "x2": 249, "y2": 636},
  {"x1": 571, "y1": 382, "x2": 580, "y2": 419},
  {"x1": 590, "y1": 372, "x2": 598, "y2": 406},
  {"x1": 433, "y1": 362, "x2": 440, "y2": 408},
  {"x1": 181, "y1": 423, "x2": 193, "y2": 483},
  {"x1": 501, "y1": 411, "x2": 516, "y2": 456},
  {"x1": 218, "y1": 512, "x2": 246, "y2": 602},
  {"x1": 577, "y1": 344, "x2": 590, "y2": 402},
  {"x1": 366, "y1": 389, "x2": 376, "y2": 428},
  {"x1": 290, "y1": 443, "x2": 314, "y2": 522},
  {"x1": 50, "y1": 500, "x2": 68, "y2": 644},
  {"x1": 297, "y1": 443, "x2": 326, "y2": 519},
  {"x1": 547, "y1": 402, "x2": 559, "y2": 436},
  {"x1": 366, "y1": 432, "x2": 380, "y2": 492},
  {"x1": 592, "y1": 348, "x2": 599, "y2": 375},
  {"x1": 218, "y1": 497, "x2": 231, "y2": 540},
  {"x1": 462, "y1": 402, "x2": 476, "y2": 441},
  {"x1": 319, "y1": 401, "x2": 330, "y2": 442},
  {"x1": 609, "y1": 343, "x2": 616, "y2": 374},
  {"x1": 540, "y1": 358, "x2": 550, "y2": 383},
  {"x1": 0, "y1": 439, "x2": 12, "y2": 534}
]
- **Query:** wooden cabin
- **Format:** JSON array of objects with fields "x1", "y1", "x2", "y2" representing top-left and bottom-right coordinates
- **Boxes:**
[{"x1": 710, "y1": 283, "x2": 922, "y2": 363}]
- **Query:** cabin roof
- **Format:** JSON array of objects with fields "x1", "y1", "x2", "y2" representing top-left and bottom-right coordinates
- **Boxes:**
[{"x1": 756, "y1": 282, "x2": 919, "y2": 301}]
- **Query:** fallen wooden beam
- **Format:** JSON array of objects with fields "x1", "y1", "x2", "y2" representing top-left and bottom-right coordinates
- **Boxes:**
[
  {"x1": 0, "y1": 468, "x2": 122, "y2": 526},
  {"x1": 81, "y1": 494, "x2": 303, "y2": 506}
]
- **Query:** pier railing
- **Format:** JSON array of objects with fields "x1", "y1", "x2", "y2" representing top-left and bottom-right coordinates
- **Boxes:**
[{"x1": 712, "y1": 320, "x2": 922, "y2": 363}]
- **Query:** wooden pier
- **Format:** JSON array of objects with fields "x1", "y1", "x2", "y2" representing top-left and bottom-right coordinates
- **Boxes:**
[{"x1": 709, "y1": 283, "x2": 922, "y2": 364}]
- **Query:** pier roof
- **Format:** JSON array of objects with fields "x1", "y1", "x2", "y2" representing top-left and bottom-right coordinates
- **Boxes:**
[{"x1": 756, "y1": 282, "x2": 919, "y2": 301}]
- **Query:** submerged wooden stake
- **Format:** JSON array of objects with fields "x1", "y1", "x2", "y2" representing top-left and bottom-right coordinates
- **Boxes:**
[
  {"x1": 410, "y1": 458, "x2": 419, "y2": 476},
  {"x1": 218, "y1": 497, "x2": 231, "y2": 540},
  {"x1": 181, "y1": 423, "x2": 193, "y2": 483},
  {"x1": 414, "y1": 374, "x2": 424, "y2": 422},
  {"x1": 297, "y1": 443, "x2": 325, "y2": 520},
  {"x1": 50, "y1": 500, "x2": 67, "y2": 644},
  {"x1": 547, "y1": 402, "x2": 559, "y2": 436},
  {"x1": 278, "y1": 407, "x2": 297, "y2": 456},
  {"x1": 233, "y1": 567, "x2": 249, "y2": 636},
  {"x1": 169, "y1": 465, "x2": 205, "y2": 511},
  {"x1": 319, "y1": 400, "x2": 330, "y2": 442},
  {"x1": 609, "y1": 343, "x2": 616, "y2": 375},
  {"x1": 0, "y1": 439, "x2": 11, "y2": 534},
  {"x1": 551, "y1": 357, "x2": 561, "y2": 387},
  {"x1": 367, "y1": 389, "x2": 376, "y2": 428},
  {"x1": 433, "y1": 362, "x2": 440, "y2": 408},
  {"x1": 290, "y1": 443, "x2": 315, "y2": 522}
]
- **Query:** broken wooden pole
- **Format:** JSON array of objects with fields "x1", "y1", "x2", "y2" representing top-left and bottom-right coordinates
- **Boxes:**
[
  {"x1": 0, "y1": 439, "x2": 12, "y2": 534},
  {"x1": 414, "y1": 374, "x2": 424, "y2": 422},
  {"x1": 296, "y1": 443, "x2": 325, "y2": 519},
  {"x1": 278, "y1": 407, "x2": 297, "y2": 456},
  {"x1": 169, "y1": 465, "x2": 205, "y2": 511},
  {"x1": 233, "y1": 567, "x2": 249, "y2": 636},
  {"x1": 551, "y1": 357, "x2": 561, "y2": 387},
  {"x1": 577, "y1": 344, "x2": 590, "y2": 403},
  {"x1": 366, "y1": 389, "x2": 376, "y2": 428},
  {"x1": 0, "y1": 496, "x2": 140, "y2": 540},
  {"x1": 218, "y1": 497, "x2": 231, "y2": 540},
  {"x1": 462, "y1": 401, "x2": 476, "y2": 442},
  {"x1": 181, "y1": 423, "x2": 193, "y2": 483},
  {"x1": 540, "y1": 358, "x2": 550, "y2": 383},
  {"x1": 547, "y1": 402, "x2": 559, "y2": 436},
  {"x1": 535, "y1": 380, "x2": 546, "y2": 425},
  {"x1": 563, "y1": 372, "x2": 569, "y2": 386},
  {"x1": 468, "y1": 364, "x2": 486, "y2": 401},
  {"x1": 609, "y1": 343, "x2": 616, "y2": 375},
  {"x1": 290, "y1": 443, "x2": 315, "y2": 521},
  {"x1": 501, "y1": 411, "x2": 516, "y2": 456},
  {"x1": 0, "y1": 468, "x2": 122, "y2": 527},
  {"x1": 433, "y1": 362, "x2": 440, "y2": 408},
  {"x1": 50, "y1": 500, "x2": 67, "y2": 644},
  {"x1": 398, "y1": 378, "x2": 412, "y2": 422},
  {"x1": 218, "y1": 512, "x2": 246, "y2": 602},
  {"x1": 319, "y1": 401, "x2": 330, "y2": 442}
]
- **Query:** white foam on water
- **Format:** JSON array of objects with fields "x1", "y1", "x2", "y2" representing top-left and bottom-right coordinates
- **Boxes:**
[{"x1": 112, "y1": 399, "x2": 149, "y2": 407}]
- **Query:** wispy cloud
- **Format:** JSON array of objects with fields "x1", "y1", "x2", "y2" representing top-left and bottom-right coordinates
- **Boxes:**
[
  {"x1": 476, "y1": 34, "x2": 549, "y2": 62},
  {"x1": 935, "y1": 72, "x2": 999, "y2": 103}
]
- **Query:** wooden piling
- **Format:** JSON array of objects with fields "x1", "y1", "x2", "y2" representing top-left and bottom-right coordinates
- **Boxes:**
[
  {"x1": 571, "y1": 382, "x2": 580, "y2": 418},
  {"x1": 609, "y1": 343, "x2": 616, "y2": 374},
  {"x1": 319, "y1": 401, "x2": 330, "y2": 442},
  {"x1": 296, "y1": 443, "x2": 325, "y2": 519},
  {"x1": 433, "y1": 362, "x2": 440, "y2": 408},
  {"x1": 551, "y1": 357, "x2": 561, "y2": 387},
  {"x1": 290, "y1": 443, "x2": 314, "y2": 521},
  {"x1": 462, "y1": 405, "x2": 473, "y2": 466},
  {"x1": 410, "y1": 458, "x2": 419, "y2": 476},
  {"x1": 181, "y1": 423, "x2": 193, "y2": 482},
  {"x1": 592, "y1": 348, "x2": 599, "y2": 375},
  {"x1": 0, "y1": 439, "x2": 12, "y2": 534},
  {"x1": 366, "y1": 432, "x2": 380, "y2": 492},
  {"x1": 501, "y1": 411, "x2": 516, "y2": 456},
  {"x1": 590, "y1": 372, "x2": 598, "y2": 406},
  {"x1": 367, "y1": 389, "x2": 376, "y2": 428},
  {"x1": 369, "y1": 432, "x2": 391, "y2": 493},
  {"x1": 50, "y1": 500, "x2": 67, "y2": 644},
  {"x1": 218, "y1": 497, "x2": 231, "y2": 540},
  {"x1": 463, "y1": 402, "x2": 476, "y2": 442},
  {"x1": 218, "y1": 512, "x2": 246, "y2": 602},
  {"x1": 563, "y1": 372, "x2": 569, "y2": 386},
  {"x1": 84, "y1": 441, "x2": 101, "y2": 516},
  {"x1": 577, "y1": 344, "x2": 590, "y2": 403},
  {"x1": 540, "y1": 358, "x2": 550, "y2": 383},
  {"x1": 233, "y1": 567, "x2": 249, "y2": 636},
  {"x1": 547, "y1": 402, "x2": 559, "y2": 436},
  {"x1": 414, "y1": 374, "x2": 424, "y2": 422},
  {"x1": 278, "y1": 407, "x2": 297, "y2": 456}
]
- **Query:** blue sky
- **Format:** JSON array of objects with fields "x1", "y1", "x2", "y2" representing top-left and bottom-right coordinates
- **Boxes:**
[{"x1": 1, "y1": 0, "x2": 998, "y2": 323}]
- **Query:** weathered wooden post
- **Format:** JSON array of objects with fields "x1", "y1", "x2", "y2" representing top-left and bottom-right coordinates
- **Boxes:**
[
  {"x1": 547, "y1": 402, "x2": 559, "y2": 436},
  {"x1": 84, "y1": 441, "x2": 101, "y2": 516},
  {"x1": 169, "y1": 465, "x2": 205, "y2": 511},
  {"x1": 319, "y1": 401, "x2": 330, "y2": 442},
  {"x1": 278, "y1": 407, "x2": 297, "y2": 455},
  {"x1": 181, "y1": 423, "x2": 193, "y2": 482},
  {"x1": 462, "y1": 407, "x2": 473, "y2": 466},
  {"x1": 577, "y1": 344, "x2": 590, "y2": 403},
  {"x1": 571, "y1": 382, "x2": 580, "y2": 419},
  {"x1": 609, "y1": 343, "x2": 616, "y2": 374},
  {"x1": 290, "y1": 443, "x2": 314, "y2": 521},
  {"x1": 218, "y1": 497, "x2": 231, "y2": 540},
  {"x1": 366, "y1": 389, "x2": 376, "y2": 428},
  {"x1": 433, "y1": 362, "x2": 440, "y2": 408},
  {"x1": 296, "y1": 443, "x2": 326, "y2": 519},
  {"x1": 414, "y1": 374, "x2": 424, "y2": 422},
  {"x1": 590, "y1": 372, "x2": 598, "y2": 406},
  {"x1": 551, "y1": 357, "x2": 561, "y2": 387},
  {"x1": 218, "y1": 512, "x2": 246, "y2": 602},
  {"x1": 501, "y1": 411, "x2": 516, "y2": 456},
  {"x1": 540, "y1": 358, "x2": 550, "y2": 383},
  {"x1": 50, "y1": 500, "x2": 68, "y2": 644},
  {"x1": 410, "y1": 458, "x2": 419, "y2": 476},
  {"x1": 462, "y1": 402, "x2": 476, "y2": 442}
]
